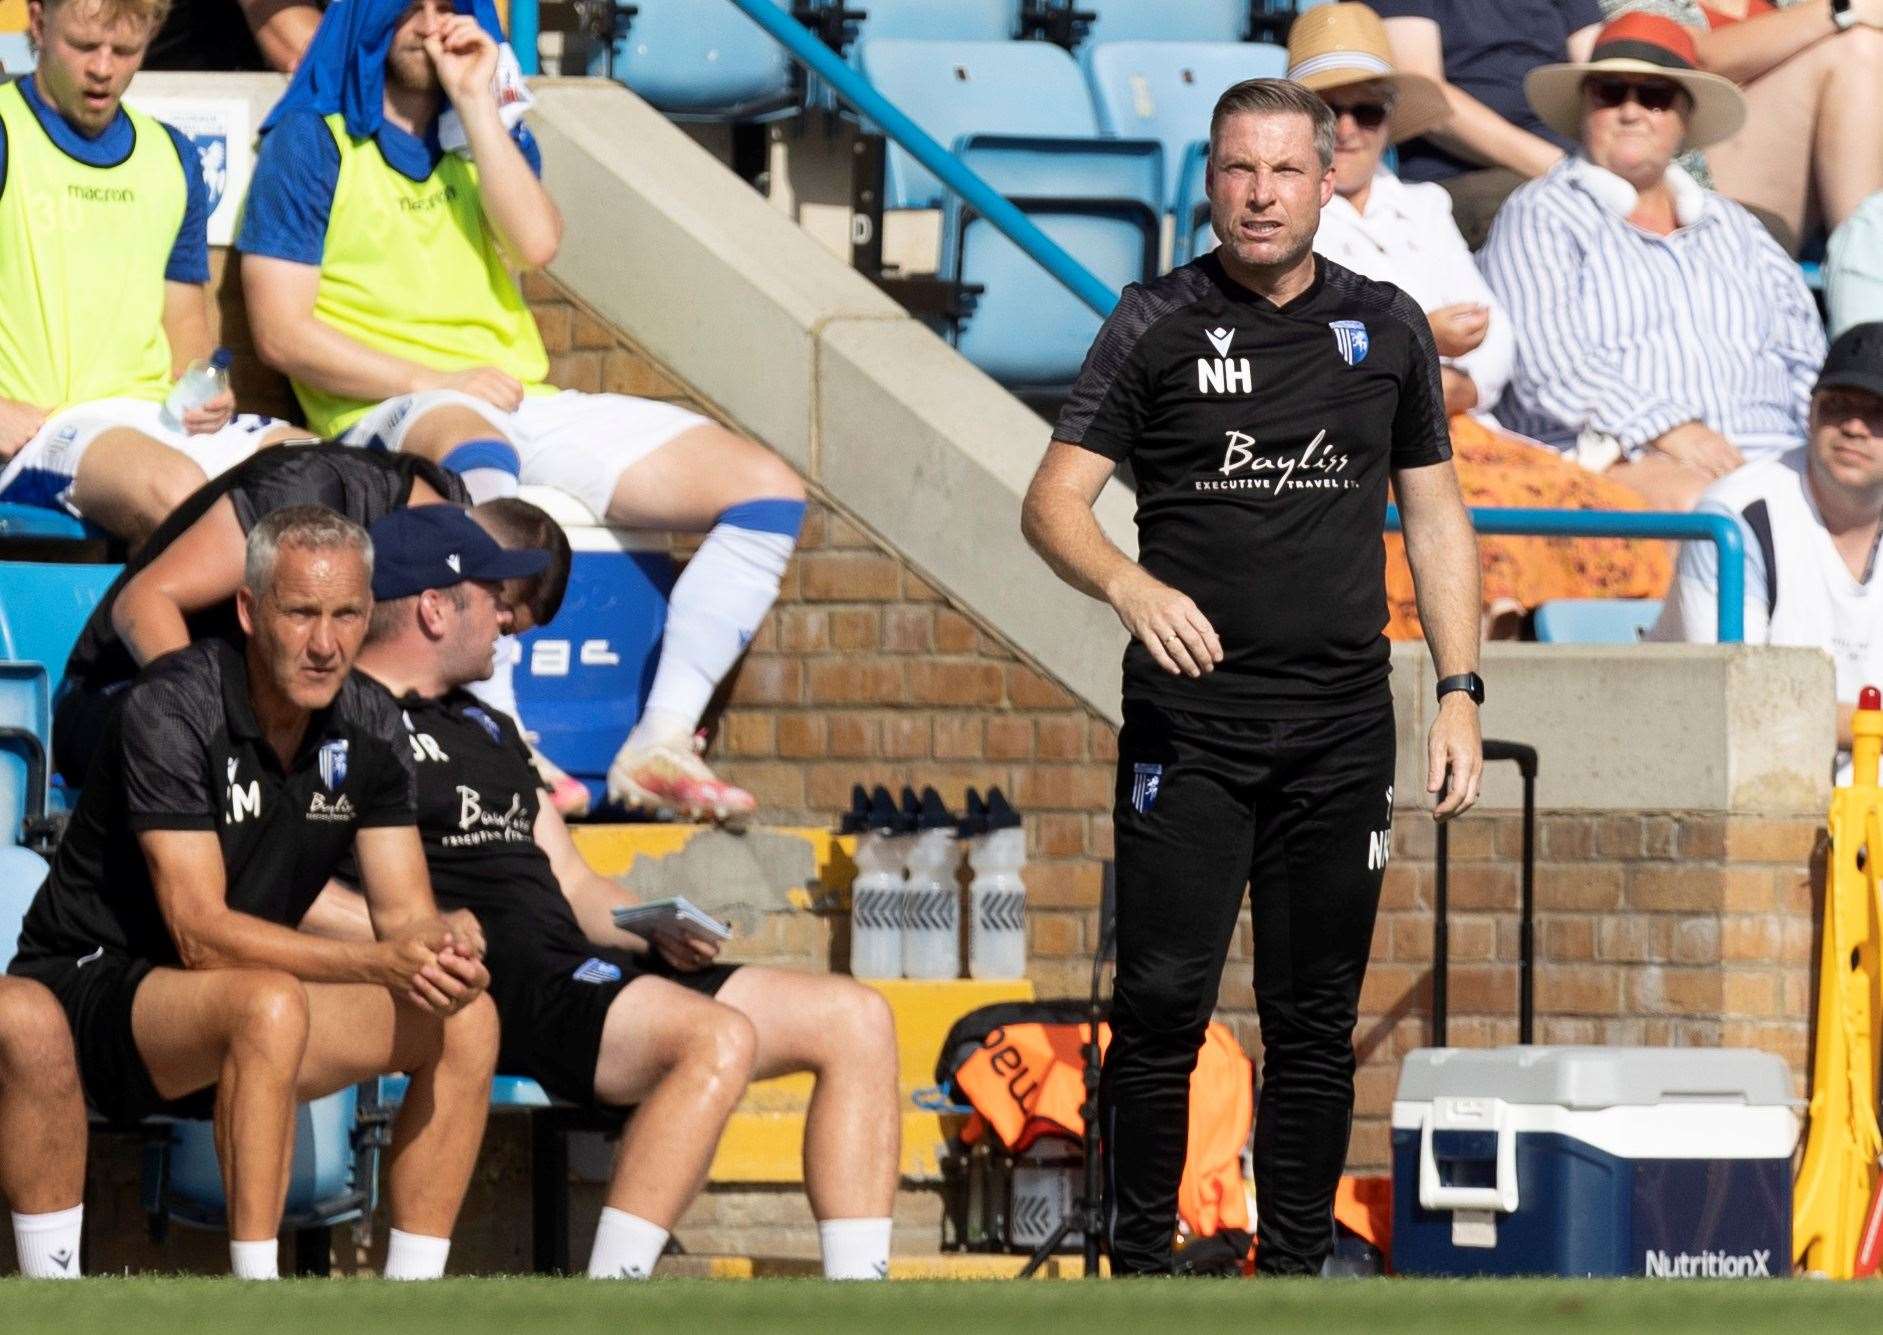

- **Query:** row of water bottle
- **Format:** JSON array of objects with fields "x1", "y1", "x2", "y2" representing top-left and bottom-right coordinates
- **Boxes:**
[{"x1": 844, "y1": 784, "x2": 1027, "y2": 981}]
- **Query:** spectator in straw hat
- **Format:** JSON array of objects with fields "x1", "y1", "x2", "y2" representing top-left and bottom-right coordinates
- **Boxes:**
[
  {"x1": 1292, "y1": 4, "x2": 1674, "y2": 641},
  {"x1": 1289, "y1": 3, "x2": 1505, "y2": 418},
  {"x1": 1481, "y1": 12, "x2": 1827, "y2": 510}
]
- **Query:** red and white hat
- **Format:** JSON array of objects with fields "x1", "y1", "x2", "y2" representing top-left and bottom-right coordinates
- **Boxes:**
[{"x1": 1525, "y1": 12, "x2": 1746, "y2": 151}]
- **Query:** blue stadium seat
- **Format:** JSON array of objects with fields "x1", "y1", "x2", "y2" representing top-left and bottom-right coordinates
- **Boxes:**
[
  {"x1": 1069, "y1": 0, "x2": 1251, "y2": 45},
  {"x1": 943, "y1": 135, "x2": 1162, "y2": 389},
  {"x1": 855, "y1": 37, "x2": 1106, "y2": 208},
  {"x1": 588, "y1": 0, "x2": 804, "y2": 121},
  {"x1": 0, "y1": 844, "x2": 49, "y2": 964},
  {"x1": 146, "y1": 1086, "x2": 379, "y2": 1240},
  {"x1": 0, "y1": 504, "x2": 90, "y2": 541},
  {"x1": 846, "y1": 0, "x2": 1015, "y2": 42},
  {"x1": 1533, "y1": 598, "x2": 1664, "y2": 644},
  {"x1": 0, "y1": 562, "x2": 122, "y2": 703},
  {"x1": 1084, "y1": 40, "x2": 1288, "y2": 210}
]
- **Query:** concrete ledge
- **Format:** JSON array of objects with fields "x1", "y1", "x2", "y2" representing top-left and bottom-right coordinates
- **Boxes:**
[{"x1": 1392, "y1": 642, "x2": 1836, "y2": 815}]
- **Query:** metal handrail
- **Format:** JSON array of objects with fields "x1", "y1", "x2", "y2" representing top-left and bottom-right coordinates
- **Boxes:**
[{"x1": 1386, "y1": 504, "x2": 1747, "y2": 644}]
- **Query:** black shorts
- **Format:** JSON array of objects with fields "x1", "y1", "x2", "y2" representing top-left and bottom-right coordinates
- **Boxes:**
[
  {"x1": 8, "y1": 949, "x2": 213, "y2": 1124},
  {"x1": 488, "y1": 941, "x2": 741, "y2": 1113}
]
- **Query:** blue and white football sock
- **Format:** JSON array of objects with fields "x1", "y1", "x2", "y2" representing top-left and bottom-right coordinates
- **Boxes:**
[
  {"x1": 624, "y1": 497, "x2": 804, "y2": 752},
  {"x1": 440, "y1": 438, "x2": 521, "y2": 504}
]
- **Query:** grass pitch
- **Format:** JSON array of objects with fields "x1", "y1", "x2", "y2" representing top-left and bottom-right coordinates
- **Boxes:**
[{"x1": 1, "y1": 1276, "x2": 1879, "y2": 1334}]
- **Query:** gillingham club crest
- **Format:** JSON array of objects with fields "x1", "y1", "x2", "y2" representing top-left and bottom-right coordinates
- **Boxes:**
[
  {"x1": 318, "y1": 739, "x2": 349, "y2": 793},
  {"x1": 1329, "y1": 320, "x2": 1369, "y2": 366}
]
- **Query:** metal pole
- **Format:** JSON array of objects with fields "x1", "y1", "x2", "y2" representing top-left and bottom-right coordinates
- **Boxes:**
[
  {"x1": 722, "y1": 0, "x2": 1119, "y2": 317},
  {"x1": 1432, "y1": 820, "x2": 1448, "y2": 1046},
  {"x1": 510, "y1": 0, "x2": 539, "y2": 75},
  {"x1": 1386, "y1": 505, "x2": 1747, "y2": 644}
]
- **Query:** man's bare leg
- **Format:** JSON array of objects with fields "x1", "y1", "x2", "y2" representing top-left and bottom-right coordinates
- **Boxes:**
[
  {"x1": 69, "y1": 429, "x2": 210, "y2": 548},
  {"x1": 297, "y1": 982, "x2": 497, "y2": 1276},
  {"x1": 715, "y1": 968, "x2": 899, "y2": 1278},
  {"x1": 131, "y1": 967, "x2": 311, "y2": 1274},
  {"x1": 586, "y1": 978, "x2": 756, "y2": 1278},
  {"x1": 0, "y1": 978, "x2": 87, "y2": 1278}
]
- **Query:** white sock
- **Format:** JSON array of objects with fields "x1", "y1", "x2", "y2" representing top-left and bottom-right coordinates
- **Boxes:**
[
  {"x1": 440, "y1": 439, "x2": 522, "y2": 504},
  {"x1": 12, "y1": 1204, "x2": 82, "y2": 1279},
  {"x1": 466, "y1": 634, "x2": 524, "y2": 727},
  {"x1": 382, "y1": 1227, "x2": 452, "y2": 1280},
  {"x1": 818, "y1": 1216, "x2": 892, "y2": 1280},
  {"x1": 586, "y1": 1207, "x2": 668, "y2": 1279},
  {"x1": 230, "y1": 1237, "x2": 279, "y2": 1281},
  {"x1": 625, "y1": 499, "x2": 802, "y2": 755}
]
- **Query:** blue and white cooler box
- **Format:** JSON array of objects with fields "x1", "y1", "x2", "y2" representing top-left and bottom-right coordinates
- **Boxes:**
[
  {"x1": 1391, "y1": 1046, "x2": 1799, "y2": 1277},
  {"x1": 512, "y1": 487, "x2": 674, "y2": 807}
]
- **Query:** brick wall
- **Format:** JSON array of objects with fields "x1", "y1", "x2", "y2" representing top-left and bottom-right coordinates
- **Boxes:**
[{"x1": 519, "y1": 273, "x2": 1827, "y2": 1176}]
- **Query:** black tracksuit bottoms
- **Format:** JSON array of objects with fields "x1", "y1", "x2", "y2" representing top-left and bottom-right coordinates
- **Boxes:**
[{"x1": 1101, "y1": 698, "x2": 1396, "y2": 1276}]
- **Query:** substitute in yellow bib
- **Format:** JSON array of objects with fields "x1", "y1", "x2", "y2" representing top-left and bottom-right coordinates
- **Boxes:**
[
  {"x1": 239, "y1": 0, "x2": 808, "y2": 824},
  {"x1": 0, "y1": 0, "x2": 299, "y2": 543}
]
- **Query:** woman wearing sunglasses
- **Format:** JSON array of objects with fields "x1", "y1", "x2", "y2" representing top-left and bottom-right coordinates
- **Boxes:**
[
  {"x1": 1287, "y1": 4, "x2": 1673, "y2": 640},
  {"x1": 1481, "y1": 11, "x2": 1826, "y2": 511},
  {"x1": 1598, "y1": 0, "x2": 1883, "y2": 255}
]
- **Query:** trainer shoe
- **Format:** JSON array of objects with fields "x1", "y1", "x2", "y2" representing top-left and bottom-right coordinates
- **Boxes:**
[
  {"x1": 608, "y1": 732, "x2": 757, "y2": 824},
  {"x1": 529, "y1": 742, "x2": 592, "y2": 819}
]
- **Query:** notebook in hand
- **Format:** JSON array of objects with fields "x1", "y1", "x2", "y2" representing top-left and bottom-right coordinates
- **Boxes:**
[{"x1": 612, "y1": 897, "x2": 734, "y2": 942}]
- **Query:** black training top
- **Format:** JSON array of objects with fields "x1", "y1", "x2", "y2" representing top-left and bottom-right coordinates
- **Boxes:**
[
  {"x1": 64, "y1": 444, "x2": 468, "y2": 699},
  {"x1": 16, "y1": 639, "x2": 416, "y2": 966},
  {"x1": 337, "y1": 682, "x2": 593, "y2": 959},
  {"x1": 1053, "y1": 252, "x2": 1449, "y2": 717}
]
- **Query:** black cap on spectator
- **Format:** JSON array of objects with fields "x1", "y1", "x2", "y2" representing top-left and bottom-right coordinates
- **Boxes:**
[{"x1": 1817, "y1": 324, "x2": 1883, "y2": 403}]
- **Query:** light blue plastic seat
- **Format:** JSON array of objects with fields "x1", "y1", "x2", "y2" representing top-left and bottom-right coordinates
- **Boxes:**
[
  {"x1": 0, "y1": 504, "x2": 90, "y2": 541},
  {"x1": 1084, "y1": 40, "x2": 1287, "y2": 210},
  {"x1": 1533, "y1": 598, "x2": 1664, "y2": 644},
  {"x1": 588, "y1": 0, "x2": 804, "y2": 121},
  {"x1": 1069, "y1": 0, "x2": 1250, "y2": 45},
  {"x1": 0, "y1": 663, "x2": 49, "y2": 845},
  {"x1": 0, "y1": 562, "x2": 122, "y2": 702},
  {"x1": 148, "y1": 1087, "x2": 375, "y2": 1238},
  {"x1": 855, "y1": 38, "x2": 1161, "y2": 391},
  {"x1": 0, "y1": 844, "x2": 49, "y2": 965},
  {"x1": 855, "y1": 37, "x2": 1106, "y2": 208}
]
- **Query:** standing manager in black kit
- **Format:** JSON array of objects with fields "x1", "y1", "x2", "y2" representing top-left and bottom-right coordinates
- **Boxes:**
[{"x1": 1022, "y1": 77, "x2": 1485, "y2": 1277}]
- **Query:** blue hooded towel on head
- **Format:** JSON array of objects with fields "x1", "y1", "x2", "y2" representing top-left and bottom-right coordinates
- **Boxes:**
[{"x1": 260, "y1": 0, "x2": 507, "y2": 139}]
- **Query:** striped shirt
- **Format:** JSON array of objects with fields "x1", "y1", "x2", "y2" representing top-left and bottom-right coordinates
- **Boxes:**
[{"x1": 1479, "y1": 156, "x2": 1825, "y2": 464}]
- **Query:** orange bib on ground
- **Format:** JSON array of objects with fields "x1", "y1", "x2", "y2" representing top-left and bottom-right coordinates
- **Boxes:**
[{"x1": 955, "y1": 1020, "x2": 1254, "y2": 1238}]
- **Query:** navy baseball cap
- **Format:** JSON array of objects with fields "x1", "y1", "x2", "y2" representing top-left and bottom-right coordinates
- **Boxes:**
[{"x1": 368, "y1": 505, "x2": 550, "y2": 601}]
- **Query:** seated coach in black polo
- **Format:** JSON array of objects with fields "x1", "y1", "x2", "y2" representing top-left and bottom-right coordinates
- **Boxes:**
[{"x1": 8, "y1": 505, "x2": 502, "y2": 1282}]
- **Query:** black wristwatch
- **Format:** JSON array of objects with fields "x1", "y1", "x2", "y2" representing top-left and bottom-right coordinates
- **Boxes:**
[
  {"x1": 1833, "y1": 0, "x2": 1857, "y2": 30},
  {"x1": 1436, "y1": 672, "x2": 1485, "y2": 706}
]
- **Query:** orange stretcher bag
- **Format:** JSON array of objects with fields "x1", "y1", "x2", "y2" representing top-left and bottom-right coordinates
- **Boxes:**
[{"x1": 953, "y1": 1019, "x2": 1255, "y2": 1238}]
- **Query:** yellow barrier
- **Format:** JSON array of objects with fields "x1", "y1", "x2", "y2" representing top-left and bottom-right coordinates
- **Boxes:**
[{"x1": 1794, "y1": 687, "x2": 1883, "y2": 1277}]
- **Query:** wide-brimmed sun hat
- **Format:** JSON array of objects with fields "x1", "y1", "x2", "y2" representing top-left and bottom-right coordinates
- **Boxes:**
[
  {"x1": 1285, "y1": 2, "x2": 1449, "y2": 144},
  {"x1": 1525, "y1": 12, "x2": 1746, "y2": 151}
]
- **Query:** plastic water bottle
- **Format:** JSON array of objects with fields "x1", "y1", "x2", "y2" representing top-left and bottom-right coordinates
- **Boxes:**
[
  {"x1": 159, "y1": 347, "x2": 233, "y2": 432},
  {"x1": 965, "y1": 786, "x2": 1028, "y2": 980},
  {"x1": 846, "y1": 786, "x2": 905, "y2": 980},
  {"x1": 902, "y1": 786, "x2": 961, "y2": 980}
]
